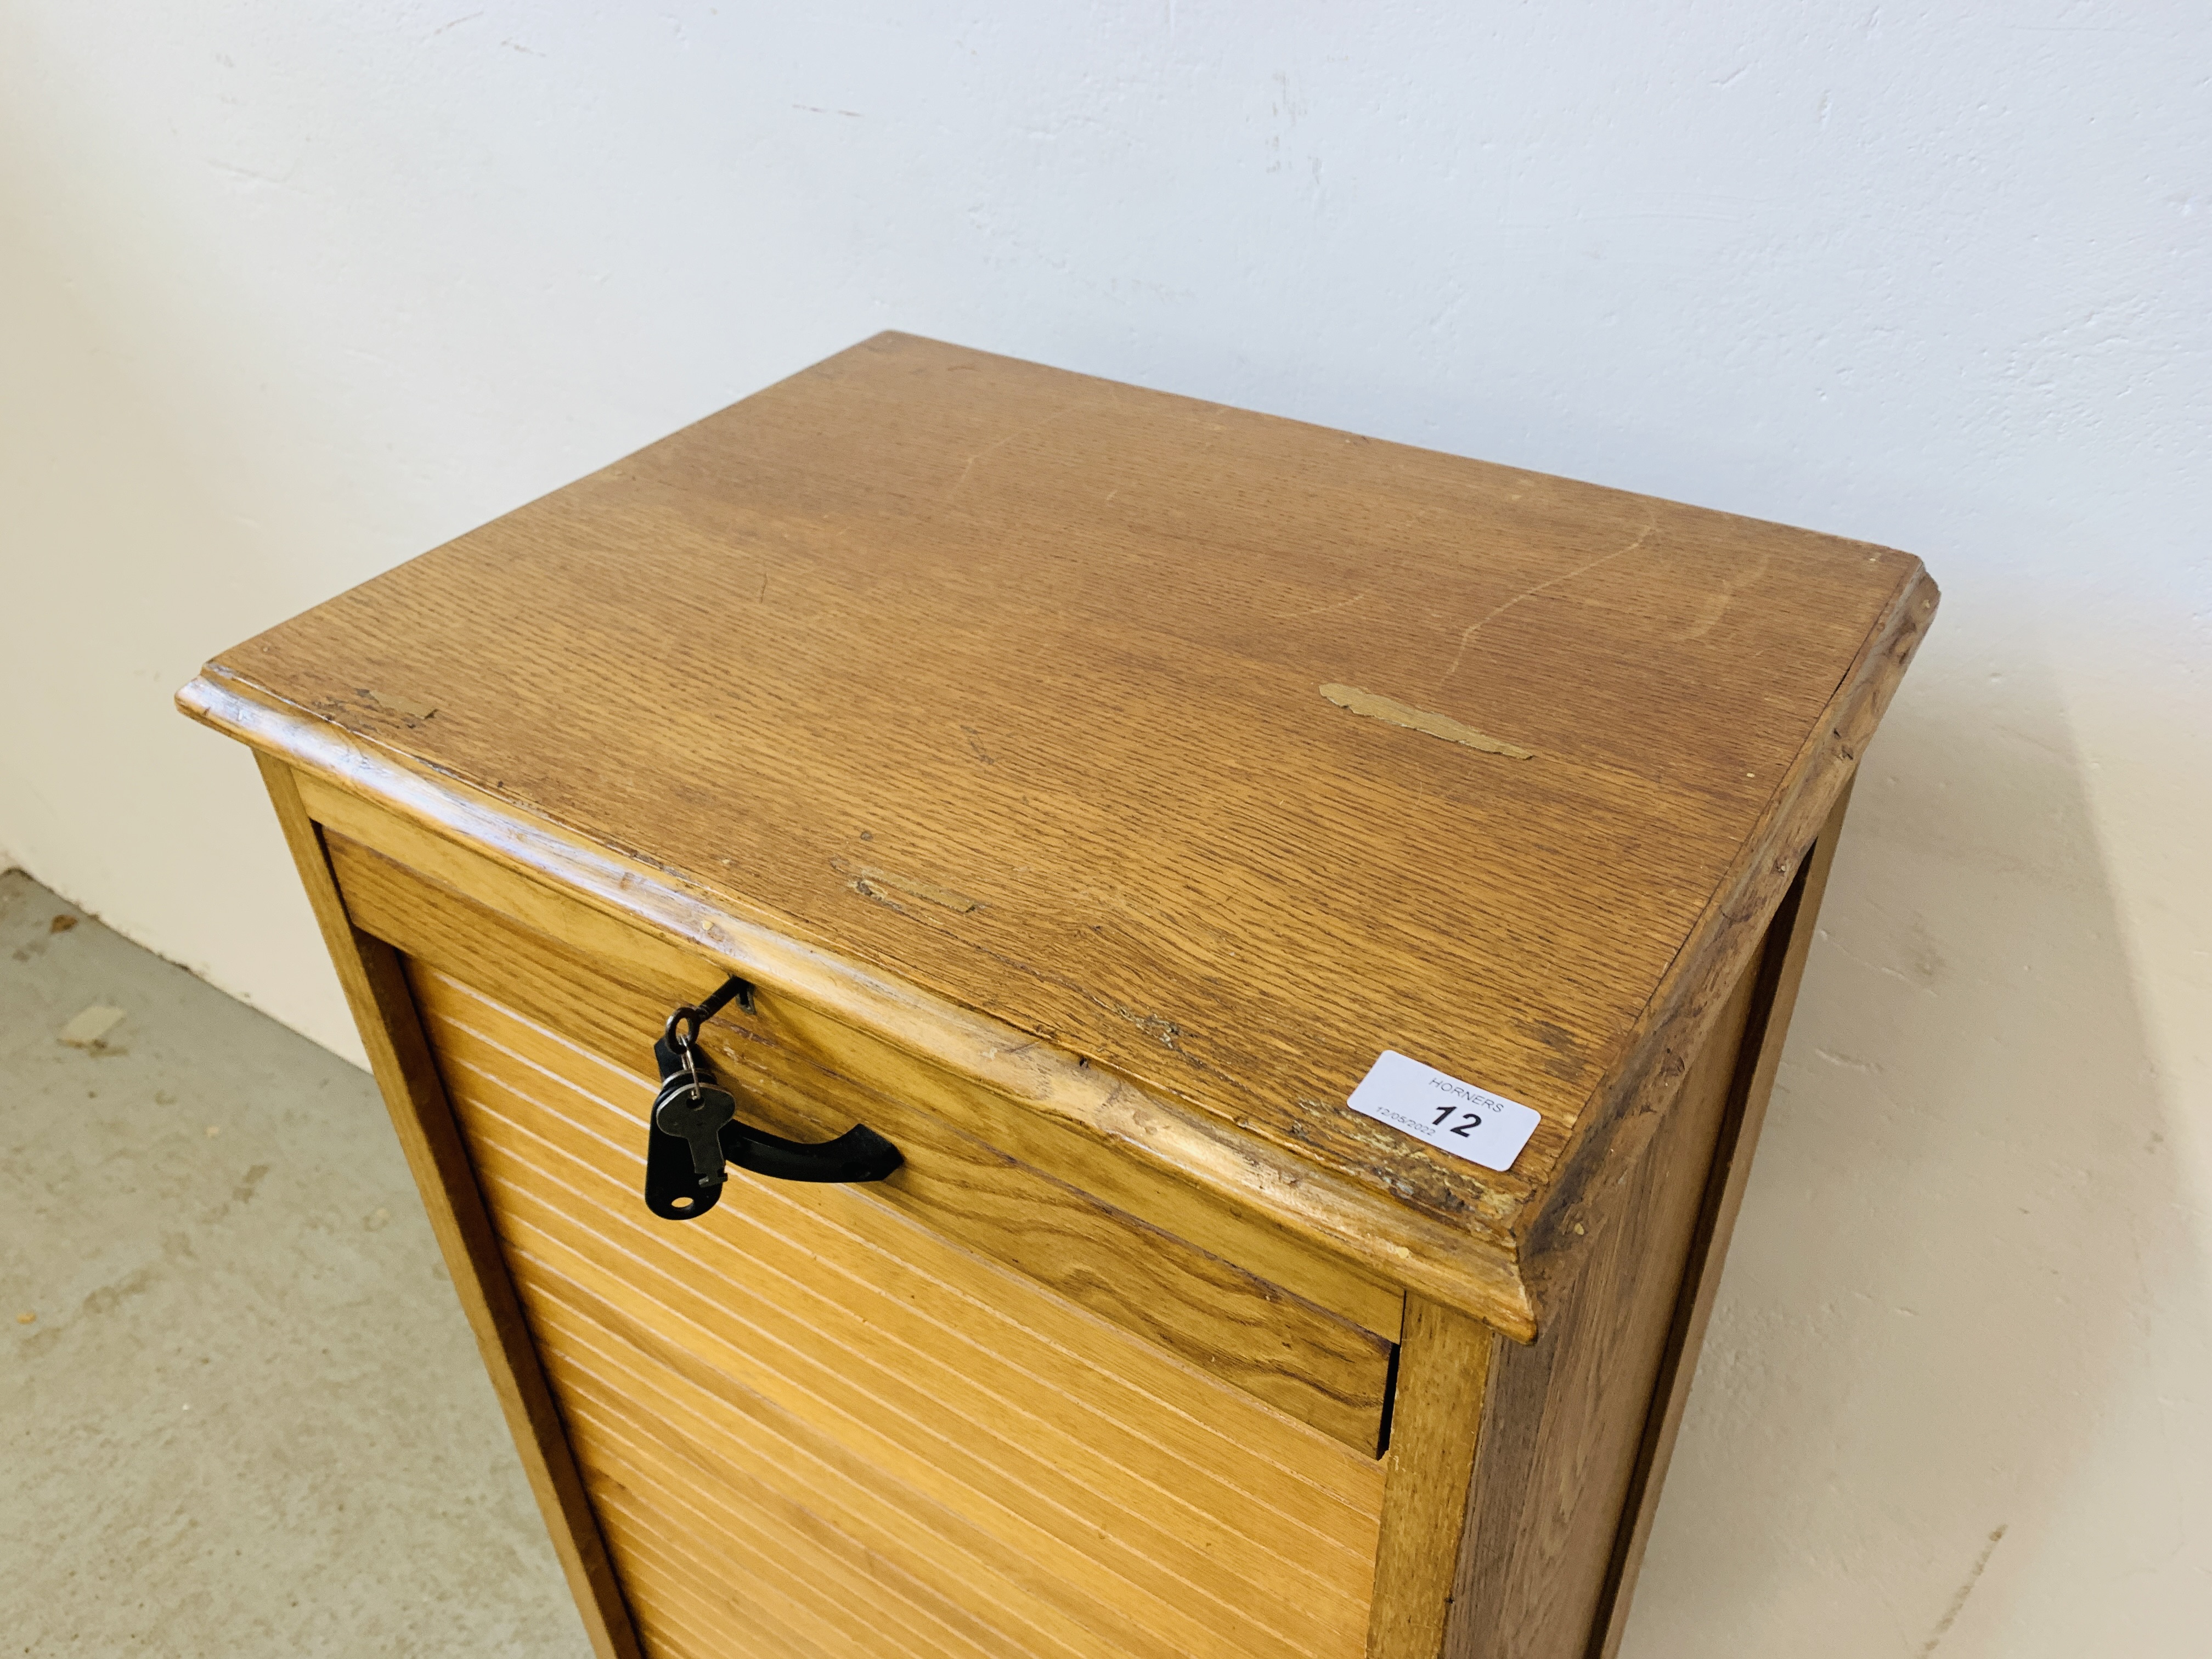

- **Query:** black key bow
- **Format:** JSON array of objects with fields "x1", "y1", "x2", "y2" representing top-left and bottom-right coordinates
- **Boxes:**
[{"x1": 642, "y1": 977, "x2": 904, "y2": 1221}]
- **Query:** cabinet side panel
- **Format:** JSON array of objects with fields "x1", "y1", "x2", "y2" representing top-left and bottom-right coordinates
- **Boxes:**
[
  {"x1": 1442, "y1": 950, "x2": 1763, "y2": 1659},
  {"x1": 256, "y1": 757, "x2": 641, "y2": 1659},
  {"x1": 1588, "y1": 787, "x2": 1853, "y2": 1656}
]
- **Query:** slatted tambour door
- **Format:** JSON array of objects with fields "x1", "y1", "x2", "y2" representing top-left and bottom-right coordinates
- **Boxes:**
[{"x1": 405, "y1": 961, "x2": 1387, "y2": 1659}]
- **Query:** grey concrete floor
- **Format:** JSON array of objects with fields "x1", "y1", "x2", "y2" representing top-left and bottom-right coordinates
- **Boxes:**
[{"x1": 1, "y1": 869, "x2": 594, "y2": 1656}]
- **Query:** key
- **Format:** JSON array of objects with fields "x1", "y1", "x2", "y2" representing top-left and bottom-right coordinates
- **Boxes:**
[{"x1": 656, "y1": 1083, "x2": 736, "y2": 1186}]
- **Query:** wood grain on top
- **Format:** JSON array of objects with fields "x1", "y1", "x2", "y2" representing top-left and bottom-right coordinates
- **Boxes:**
[{"x1": 190, "y1": 332, "x2": 1933, "y2": 1297}]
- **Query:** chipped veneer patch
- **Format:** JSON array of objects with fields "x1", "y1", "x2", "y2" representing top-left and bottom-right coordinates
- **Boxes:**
[{"x1": 1318, "y1": 684, "x2": 1534, "y2": 759}]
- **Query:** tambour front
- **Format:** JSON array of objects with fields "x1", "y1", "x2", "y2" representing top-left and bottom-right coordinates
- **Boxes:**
[{"x1": 180, "y1": 332, "x2": 1935, "y2": 1659}]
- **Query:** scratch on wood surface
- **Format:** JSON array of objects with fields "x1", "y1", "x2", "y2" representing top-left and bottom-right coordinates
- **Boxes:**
[
  {"x1": 949, "y1": 432, "x2": 1016, "y2": 500},
  {"x1": 1671, "y1": 552, "x2": 1771, "y2": 641},
  {"x1": 834, "y1": 860, "x2": 983, "y2": 913},
  {"x1": 1917, "y1": 1525, "x2": 2006, "y2": 1655},
  {"x1": 947, "y1": 398, "x2": 1081, "y2": 501},
  {"x1": 1320, "y1": 684, "x2": 1534, "y2": 759},
  {"x1": 1441, "y1": 504, "x2": 1660, "y2": 682}
]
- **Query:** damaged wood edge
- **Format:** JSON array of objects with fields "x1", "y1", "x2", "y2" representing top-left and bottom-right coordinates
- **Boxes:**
[
  {"x1": 359, "y1": 687, "x2": 439, "y2": 723},
  {"x1": 176, "y1": 665, "x2": 1543, "y2": 1340},
  {"x1": 1319, "y1": 683, "x2": 1534, "y2": 760},
  {"x1": 1513, "y1": 562, "x2": 1939, "y2": 1298}
]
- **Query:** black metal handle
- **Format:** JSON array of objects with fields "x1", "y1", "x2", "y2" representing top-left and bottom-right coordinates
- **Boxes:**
[{"x1": 642, "y1": 979, "x2": 902, "y2": 1222}]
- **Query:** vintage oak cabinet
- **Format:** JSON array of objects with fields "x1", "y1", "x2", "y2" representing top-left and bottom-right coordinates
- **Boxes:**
[{"x1": 179, "y1": 334, "x2": 1934, "y2": 1659}]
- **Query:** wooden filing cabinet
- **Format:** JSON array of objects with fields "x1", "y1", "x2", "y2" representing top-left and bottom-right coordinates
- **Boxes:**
[{"x1": 179, "y1": 332, "x2": 1934, "y2": 1659}]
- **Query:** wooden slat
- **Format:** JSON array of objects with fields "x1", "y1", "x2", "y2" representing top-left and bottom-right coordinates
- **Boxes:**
[
  {"x1": 250, "y1": 757, "x2": 644, "y2": 1659},
  {"x1": 311, "y1": 781, "x2": 1405, "y2": 1345},
  {"x1": 601, "y1": 1518, "x2": 842, "y2": 1659},
  {"x1": 548, "y1": 1302, "x2": 1164, "y2": 1659},
  {"x1": 479, "y1": 1140, "x2": 1378, "y2": 1615},
  {"x1": 574, "y1": 1408, "x2": 1013, "y2": 1659},
  {"x1": 588, "y1": 1469, "x2": 947, "y2": 1659},
  {"x1": 466, "y1": 1122, "x2": 1380, "y2": 1645},
  {"x1": 560, "y1": 1348, "x2": 1130, "y2": 1659},
  {"x1": 413, "y1": 960, "x2": 1383, "y2": 1659},
  {"x1": 558, "y1": 1339, "x2": 993, "y2": 1659},
  {"x1": 461, "y1": 1072, "x2": 1383, "y2": 1551},
  {"x1": 466, "y1": 1057, "x2": 1380, "y2": 1557},
  {"x1": 503, "y1": 1169, "x2": 1240, "y2": 1659},
  {"x1": 476, "y1": 1109, "x2": 1373, "y2": 1659},
  {"x1": 471, "y1": 1125, "x2": 1374, "y2": 1602},
  {"x1": 440, "y1": 1044, "x2": 1389, "y2": 1531},
  {"x1": 588, "y1": 1480, "x2": 848, "y2": 1659}
]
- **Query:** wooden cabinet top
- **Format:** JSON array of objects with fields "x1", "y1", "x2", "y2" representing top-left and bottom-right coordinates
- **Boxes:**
[{"x1": 182, "y1": 331, "x2": 1934, "y2": 1334}]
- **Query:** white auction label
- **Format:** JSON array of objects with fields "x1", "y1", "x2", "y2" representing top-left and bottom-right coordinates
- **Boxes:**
[{"x1": 1347, "y1": 1051, "x2": 1542, "y2": 1172}]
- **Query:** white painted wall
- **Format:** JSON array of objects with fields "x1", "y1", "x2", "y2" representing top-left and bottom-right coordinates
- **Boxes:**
[{"x1": 3, "y1": 4, "x2": 2204, "y2": 1651}]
